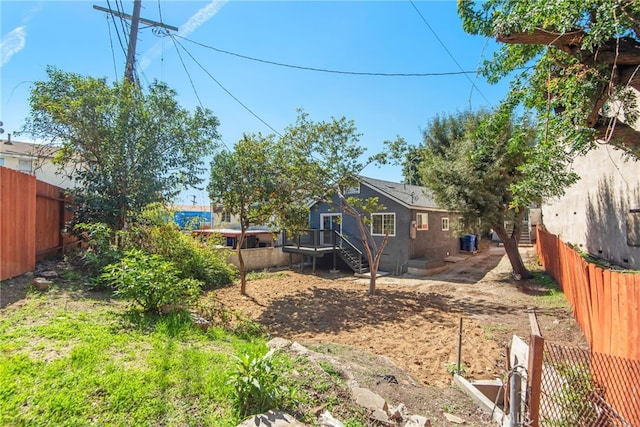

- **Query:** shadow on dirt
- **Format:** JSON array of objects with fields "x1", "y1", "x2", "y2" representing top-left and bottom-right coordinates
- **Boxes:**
[{"x1": 255, "y1": 284, "x2": 532, "y2": 337}]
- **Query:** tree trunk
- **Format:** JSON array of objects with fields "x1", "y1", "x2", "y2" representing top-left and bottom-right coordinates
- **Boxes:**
[
  {"x1": 238, "y1": 229, "x2": 247, "y2": 295},
  {"x1": 493, "y1": 224, "x2": 532, "y2": 280}
]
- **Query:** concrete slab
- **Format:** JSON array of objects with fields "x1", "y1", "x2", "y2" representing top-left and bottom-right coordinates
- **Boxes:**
[{"x1": 443, "y1": 256, "x2": 468, "y2": 263}]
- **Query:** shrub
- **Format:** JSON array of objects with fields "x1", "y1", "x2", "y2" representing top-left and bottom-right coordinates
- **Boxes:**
[
  {"x1": 138, "y1": 223, "x2": 236, "y2": 288},
  {"x1": 101, "y1": 249, "x2": 202, "y2": 312},
  {"x1": 228, "y1": 353, "x2": 285, "y2": 417},
  {"x1": 195, "y1": 293, "x2": 266, "y2": 340},
  {"x1": 67, "y1": 222, "x2": 124, "y2": 280}
]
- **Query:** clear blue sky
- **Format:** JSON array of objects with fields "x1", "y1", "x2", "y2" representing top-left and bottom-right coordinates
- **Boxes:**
[{"x1": 1, "y1": 1, "x2": 511, "y2": 205}]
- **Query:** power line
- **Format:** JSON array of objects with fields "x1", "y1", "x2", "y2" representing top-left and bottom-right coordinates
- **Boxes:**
[
  {"x1": 172, "y1": 34, "x2": 480, "y2": 77},
  {"x1": 170, "y1": 35, "x2": 205, "y2": 109},
  {"x1": 170, "y1": 35, "x2": 283, "y2": 137},
  {"x1": 408, "y1": 0, "x2": 493, "y2": 106},
  {"x1": 104, "y1": 15, "x2": 120, "y2": 80},
  {"x1": 105, "y1": 0, "x2": 128, "y2": 58}
]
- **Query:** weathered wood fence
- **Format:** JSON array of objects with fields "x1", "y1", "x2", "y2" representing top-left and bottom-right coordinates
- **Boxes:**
[
  {"x1": 536, "y1": 227, "x2": 640, "y2": 425},
  {"x1": 536, "y1": 227, "x2": 640, "y2": 360},
  {"x1": 1, "y1": 167, "x2": 77, "y2": 281}
]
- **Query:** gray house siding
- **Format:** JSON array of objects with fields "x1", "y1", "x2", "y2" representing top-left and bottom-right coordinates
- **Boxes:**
[
  {"x1": 309, "y1": 178, "x2": 461, "y2": 274},
  {"x1": 409, "y1": 210, "x2": 460, "y2": 261}
]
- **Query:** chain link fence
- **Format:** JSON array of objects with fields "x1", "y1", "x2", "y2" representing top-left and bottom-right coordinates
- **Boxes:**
[{"x1": 538, "y1": 343, "x2": 639, "y2": 426}]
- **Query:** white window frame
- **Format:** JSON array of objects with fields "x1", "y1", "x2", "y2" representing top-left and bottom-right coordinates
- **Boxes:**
[
  {"x1": 220, "y1": 211, "x2": 231, "y2": 223},
  {"x1": 18, "y1": 159, "x2": 32, "y2": 173},
  {"x1": 441, "y1": 217, "x2": 450, "y2": 231},
  {"x1": 371, "y1": 212, "x2": 396, "y2": 237},
  {"x1": 0, "y1": 157, "x2": 5, "y2": 166},
  {"x1": 416, "y1": 212, "x2": 429, "y2": 230}
]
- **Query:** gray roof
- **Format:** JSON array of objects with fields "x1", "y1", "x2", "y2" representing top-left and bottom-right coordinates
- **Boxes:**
[{"x1": 359, "y1": 176, "x2": 442, "y2": 210}]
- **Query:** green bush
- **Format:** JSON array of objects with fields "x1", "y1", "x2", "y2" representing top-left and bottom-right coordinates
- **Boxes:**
[
  {"x1": 228, "y1": 353, "x2": 285, "y2": 417},
  {"x1": 138, "y1": 223, "x2": 236, "y2": 288},
  {"x1": 101, "y1": 249, "x2": 202, "y2": 313},
  {"x1": 69, "y1": 222, "x2": 124, "y2": 277}
]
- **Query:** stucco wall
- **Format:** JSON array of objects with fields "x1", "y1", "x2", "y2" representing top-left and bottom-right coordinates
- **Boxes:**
[
  {"x1": 225, "y1": 247, "x2": 301, "y2": 271},
  {"x1": 541, "y1": 144, "x2": 640, "y2": 269}
]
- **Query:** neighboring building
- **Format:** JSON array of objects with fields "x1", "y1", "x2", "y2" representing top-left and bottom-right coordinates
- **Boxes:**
[
  {"x1": 211, "y1": 203, "x2": 240, "y2": 228},
  {"x1": 172, "y1": 205, "x2": 212, "y2": 229},
  {"x1": 0, "y1": 137, "x2": 75, "y2": 188},
  {"x1": 541, "y1": 143, "x2": 640, "y2": 269},
  {"x1": 284, "y1": 176, "x2": 462, "y2": 275}
]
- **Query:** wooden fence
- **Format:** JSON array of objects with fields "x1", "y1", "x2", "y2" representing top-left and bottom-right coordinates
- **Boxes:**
[
  {"x1": 536, "y1": 227, "x2": 640, "y2": 361},
  {"x1": 0, "y1": 167, "x2": 77, "y2": 281},
  {"x1": 536, "y1": 227, "x2": 640, "y2": 425}
]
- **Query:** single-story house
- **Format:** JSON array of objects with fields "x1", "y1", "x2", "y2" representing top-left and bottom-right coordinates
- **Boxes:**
[{"x1": 283, "y1": 176, "x2": 462, "y2": 275}]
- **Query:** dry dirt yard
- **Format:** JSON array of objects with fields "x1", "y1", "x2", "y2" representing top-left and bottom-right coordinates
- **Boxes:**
[{"x1": 216, "y1": 245, "x2": 588, "y2": 425}]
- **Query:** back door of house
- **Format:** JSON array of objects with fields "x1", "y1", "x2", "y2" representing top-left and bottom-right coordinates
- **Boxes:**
[{"x1": 320, "y1": 213, "x2": 341, "y2": 246}]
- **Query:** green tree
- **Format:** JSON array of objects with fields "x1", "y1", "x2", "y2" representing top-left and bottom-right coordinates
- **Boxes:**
[
  {"x1": 208, "y1": 133, "x2": 286, "y2": 295},
  {"x1": 280, "y1": 111, "x2": 392, "y2": 295},
  {"x1": 209, "y1": 110, "x2": 389, "y2": 296},
  {"x1": 458, "y1": 0, "x2": 640, "y2": 159},
  {"x1": 414, "y1": 108, "x2": 577, "y2": 279},
  {"x1": 22, "y1": 67, "x2": 221, "y2": 229}
]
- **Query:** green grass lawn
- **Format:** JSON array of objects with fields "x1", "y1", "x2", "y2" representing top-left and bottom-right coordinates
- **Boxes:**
[{"x1": 0, "y1": 288, "x2": 267, "y2": 426}]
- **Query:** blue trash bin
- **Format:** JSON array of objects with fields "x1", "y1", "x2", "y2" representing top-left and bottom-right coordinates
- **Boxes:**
[{"x1": 463, "y1": 234, "x2": 476, "y2": 251}]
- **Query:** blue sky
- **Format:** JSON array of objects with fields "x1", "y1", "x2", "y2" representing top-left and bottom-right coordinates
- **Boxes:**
[{"x1": 1, "y1": 1, "x2": 511, "y2": 204}]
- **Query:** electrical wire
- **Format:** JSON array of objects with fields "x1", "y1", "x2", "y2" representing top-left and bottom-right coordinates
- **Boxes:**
[
  {"x1": 170, "y1": 35, "x2": 283, "y2": 137},
  {"x1": 170, "y1": 35, "x2": 205, "y2": 109},
  {"x1": 106, "y1": 0, "x2": 128, "y2": 58},
  {"x1": 408, "y1": 0, "x2": 493, "y2": 106},
  {"x1": 172, "y1": 34, "x2": 480, "y2": 77},
  {"x1": 105, "y1": 15, "x2": 120, "y2": 80}
]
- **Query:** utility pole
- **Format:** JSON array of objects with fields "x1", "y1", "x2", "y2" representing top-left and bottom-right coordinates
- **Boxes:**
[
  {"x1": 124, "y1": 0, "x2": 141, "y2": 82},
  {"x1": 93, "y1": 1, "x2": 178, "y2": 82}
]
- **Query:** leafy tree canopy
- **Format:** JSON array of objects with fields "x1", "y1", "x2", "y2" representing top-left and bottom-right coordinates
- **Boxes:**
[
  {"x1": 209, "y1": 109, "x2": 389, "y2": 295},
  {"x1": 22, "y1": 67, "x2": 221, "y2": 229},
  {"x1": 415, "y1": 107, "x2": 578, "y2": 278},
  {"x1": 459, "y1": 0, "x2": 640, "y2": 158}
]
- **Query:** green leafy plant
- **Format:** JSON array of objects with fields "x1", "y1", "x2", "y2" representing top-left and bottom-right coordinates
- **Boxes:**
[
  {"x1": 101, "y1": 249, "x2": 202, "y2": 313},
  {"x1": 227, "y1": 352, "x2": 284, "y2": 417},
  {"x1": 548, "y1": 362, "x2": 600, "y2": 426},
  {"x1": 446, "y1": 362, "x2": 467, "y2": 376},
  {"x1": 70, "y1": 222, "x2": 123, "y2": 277},
  {"x1": 195, "y1": 294, "x2": 266, "y2": 340},
  {"x1": 139, "y1": 223, "x2": 236, "y2": 288}
]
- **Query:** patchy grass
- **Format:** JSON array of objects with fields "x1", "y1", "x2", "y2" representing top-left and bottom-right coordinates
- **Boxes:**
[
  {"x1": 0, "y1": 290, "x2": 259, "y2": 426},
  {"x1": 529, "y1": 271, "x2": 568, "y2": 308},
  {"x1": 0, "y1": 284, "x2": 367, "y2": 426}
]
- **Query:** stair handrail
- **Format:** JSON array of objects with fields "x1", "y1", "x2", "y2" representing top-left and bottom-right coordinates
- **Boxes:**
[{"x1": 334, "y1": 231, "x2": 365, "y2": 272}]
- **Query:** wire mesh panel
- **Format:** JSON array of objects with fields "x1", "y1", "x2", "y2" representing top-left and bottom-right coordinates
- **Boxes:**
[{"x1": 539, "y1": 343, "x2": 639, "y2": 426}]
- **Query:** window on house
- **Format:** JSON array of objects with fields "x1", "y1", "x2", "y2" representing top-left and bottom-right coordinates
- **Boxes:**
[
  {"x1": 371, "y1": 213, "x2": 395, "y2": 236},
  {"x1": 442, "y1": 217, "x2": 450, "y2": 231},
  {"x1": 0, "y1": 157, "x2": 5, "y2": 166},
  {"x1": 220, "y1": 211, "x2": 231, "y2": 223},
  {"x1": 18, "y1": 159, "x2": 32, "y2": 173},
  {"x1": 416, "y1": 213, "x2": 428, "y2": 230}
]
